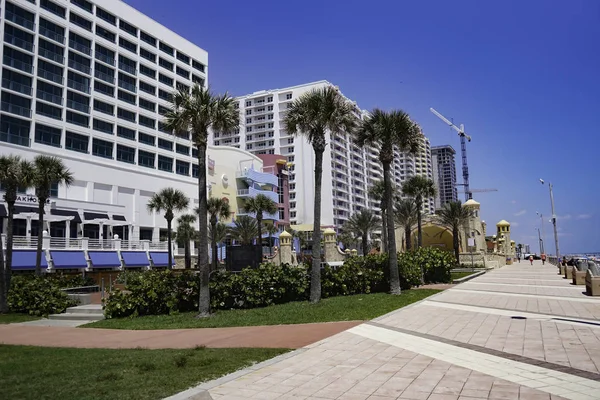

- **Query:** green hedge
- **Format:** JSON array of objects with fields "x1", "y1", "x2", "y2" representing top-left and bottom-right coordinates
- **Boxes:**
[
  {"x1": 104, "y1": 249, "x2": 454, "y2": 319},
  {"x1": 8, "y1": 275, "x2": 78, "y2": 316}
]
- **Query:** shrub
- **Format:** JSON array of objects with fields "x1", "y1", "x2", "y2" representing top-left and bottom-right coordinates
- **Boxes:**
[
  {"x1": 8, "y1": 275, "x2": 77, "y2": 316},
  {"x1": 322, "y1": 255, "x2": 387, "y2": 297},
  {"x1": 399, "y1": 247, "x2": 455, "y2": 284}
]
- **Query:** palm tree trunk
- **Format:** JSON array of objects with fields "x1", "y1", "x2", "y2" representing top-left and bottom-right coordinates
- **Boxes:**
[
  {"x1": 362, "y1": 233, "x2": 368, "y2": 256},
  {"x1": 5, "y1": 202, "x2": 15, "y2": 301},
  {"x1": 184, "y1": 242, "x2": 191, "y2": 269},
  {"x1": 269, "y1": 233, "x2": 272, "y2": 256},
  {"x1": 405, "y1": 226, "x2": 412, "y2": 251},
  {"x1": 383, "y1": 164, "x2": 400, "y2": 295},
  {"x1": 211, "y1": 221, "x2": 218, "y2": 272},
  {"x1": 256, "y1": 215, "x2": 263, "y2": 255},
  {"x1": 0, "y1": 233, "x2": 7, "y2": 313},
  {"x1": 453, "y1": 227, "x2": 460, "y2": 266},
  {"x1": 381, "y1": 207, "x2": 387, "y2": 253},
  {"x1": 35, "y1": 201, "x2": 45, "y2": 276},
  {"x1": 167, "y1": 218, "x2": 173, "y2": 270},
  {"x1": 310, "y1": 149, "x2": 324, "y2": 303},
  {"x1": 196, "y1": 143, "x2": 210, "y2": 317},
  {"x1": 417, "y1": 201, "x2": 423, "y2": 248}
]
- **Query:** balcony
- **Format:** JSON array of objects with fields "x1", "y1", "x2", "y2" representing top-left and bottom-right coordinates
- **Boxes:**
[
  {"x1": 237, "y1": 208, "x2": 279, "y2": 221},
  {"x1": 1, "y1": 102, "x2": 31, "y2": 118},
  {"x1": 39, "y1": 27, "x2": 64, "y2": 44},
  {"x1": 5, "y1": 11, "x2": 35, "y2": 31},
  {"x1": 236, "y1": 167, "x2": 278, "y2": 187},
  {"x1": 2, "y1": 79, "x2": 32, "y2": 96},
  {"x1": 4, "y1": 56, "x2": 33, "y2": 74},
  {"x1": 237, "y1": 187, "x2": 278, "y2": 203},
  {"x1": 5, "y1": 34, "x2": 34, "y2": 53}
]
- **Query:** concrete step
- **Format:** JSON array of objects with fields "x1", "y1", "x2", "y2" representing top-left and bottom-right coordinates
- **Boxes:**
[
  {"x1": 48, "y1": 312, "x2": 105, "y2": 321},
  {"x1": 66, "y1": 305, "x2": 104, "y2": 315}
]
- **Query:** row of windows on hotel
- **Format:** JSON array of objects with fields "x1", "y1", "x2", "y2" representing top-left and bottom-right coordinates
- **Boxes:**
[{"x1": 6, "y1": 0, "x2": 206, "y2": 75}]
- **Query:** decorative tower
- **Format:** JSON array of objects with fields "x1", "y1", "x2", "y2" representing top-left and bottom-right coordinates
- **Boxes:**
[
  {"x1": 496, "y1": 220, "x2": 511, "y2": 255},
  {"x1": 463, "y1": 199, "x2": 484, "y2": 252}
]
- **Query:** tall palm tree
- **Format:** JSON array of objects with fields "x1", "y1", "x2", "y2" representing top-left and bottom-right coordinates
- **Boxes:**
[
  {"x1": 163, "y1": 84, "x2": 239, "y2": 316},
  {"x1": 436, "y1": 201, "x2": 472, "y2": 265},
  {"x1": 265, "y1": 223, "x2": 278, "y2": 256},
  {"x1": 208, "y1": 222, "x2": 229, "y2": 265},
  {"x1": 244, "y1": 194, "x2": 277, "y2": 249},
  {"x1": 229, "y1": 216, "x2": 259, "y2": 245},
  {"x1": 206, "y1": 197, "x2": 231, "y2": 271},
  {"x1": 0, "y1": 155, "x2": 33, "y2": 312},
  {"x1": 402, "y1": 175, "x2": 437, "y2": 249},
  {"x1": 284, "y1": 85, "x2": 357, "y2": 303},
  {"x1": 368, "y1": 180, "x2": 399, "y2": 252},
  {"x1": 344, "y1": 209, "x2": 381, "y2": 256},
  {"x1": 147, "y1": 188, "x2": 190, "y2": 269},
  {"x1": 176, "y1": 213, "x2": 197, "y2": 269},
  {"x1": 394, "y1": 199, "x2": 418, "y2": 251},
  {"x1": 32, "y1": 156, "x2": 73, "y2": 275},
  {"x1": 356, "y1": 109, "x2": 421, "y2": 295}
]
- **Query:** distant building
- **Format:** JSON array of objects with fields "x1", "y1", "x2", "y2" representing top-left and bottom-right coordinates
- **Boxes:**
[
  {"x1": 431, "y1": 145, "x2": 458, "y2": 209},
  {"x1": 256, "y1": 154, "x2": 291, "y2": 229}
]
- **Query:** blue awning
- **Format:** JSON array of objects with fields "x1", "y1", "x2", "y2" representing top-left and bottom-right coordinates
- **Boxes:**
[
  {"x1": 149, "y1": 252, "x2": 175, "y2": 267},
  {"x1": 50, "y1": 250, "x2": 88, "y2": 269},
  {"x1": 88, "y1": 251, "x2": 121, "y2": 268},
  {"x1": 121, "y1": 251, "x2": 149, "y2": 267},
  {"x1": 12, "y1": 250, "x2": 48, "y2": 270}
]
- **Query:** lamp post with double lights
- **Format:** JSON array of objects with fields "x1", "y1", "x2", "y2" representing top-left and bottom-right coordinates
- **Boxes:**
[
  {"x1": 535, "y1": 227, "x2": 544, "y2": 256},
  {"x1": 536, "y1": 211, "x2": 546, "y2": 255},
  {"x1": 540, "y1": 179, "x2": 560, "y2": 263}
]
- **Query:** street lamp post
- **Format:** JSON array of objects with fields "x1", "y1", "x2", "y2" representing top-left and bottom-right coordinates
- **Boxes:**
[
  {"x1": 535, "y1": 227, "x2": 543, "y2": 256},
  {"x1": 536, "y1": 211, "x2": 546, "y2": 254},
  {"x1": 540, "y1": 179, "x2": 560, "y2": 263}
]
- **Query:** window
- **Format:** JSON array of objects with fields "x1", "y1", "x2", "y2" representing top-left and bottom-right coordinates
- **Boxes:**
[
  {"x1": 116, "y1": 144, "x2": 135, "y2": 164},
  {"x1": 159, "y1": 42, "x2": 174, "y2": 56},
  {"x1": 176, "y1": 82, "x2": 189, "y2": 92},
  {"x1": 245, "y1": 101, "x2": 252, "y2": 107},
  {"x1": 95, "y1": 26, "x2": 115, "y2": 43},
  {"x1": 138, "y1": 132, "x2": 155, "y2": 146},
  {"x1": 139, "y1": 65, "x2": 156, "y2": 81},
  {"x1": 158, "y1": 105, "x2": 169, "y2": 115},
  {"x1": 69, "y1": 12, "x2": 92, "y2": 31},
  {"x1": 5, "y1": 2, "x2": 35, "y2": 31},
  {"x1": 5, "y1": 47, "x2": 34, "y2": 74},
  {"x1": 35, "y1": 123, "x2": 61, "y2": 147},
  {"x1": 95, "y1": 44, "x2": 115, "y2": 65},
  {"x1": 65, "y1": 131, "x2": 88, "y2": 153},
  {"x1": 36, "y1": 101, "x2": 61, "y2": 120},
  {"x1": 39, "y1": 18, "x2": 65, "y2": 44},
  {"x1": 118, "y1": 55, "x2": 137, "y2": 76},
  {"x1": 118, "y1": 19, "x2": 137, "y2": 35},
  {"x1": 158, "y1": 74, "x2": 173, "y2": 87},
  {"x1": 67, "y1": 70, "x2": 90, "y2": 94},
  {"x1": 117, "y1": 107, "x2": 136, "y2": 122},
  {"x1": 176, "y1": 66, "x2": 190, "y2": 80},
  {"x1": 92, "y1": 138, "x2": 113, "y2": 159},
  {"x1": 41, "y1": 0, "x2": 66, "y2": 18},
  {"x1": 66, "y1": 110, "x2": 89, "y2": 127},
  {"x1": 71, "y1": 0, "x2": 93, "y2": 13},
  {"x1": 159, "y1": 58, "x2": 173, "y2": 71},
  {"x1": 158, "y1": 155, "x2": 173, "y2": 172},
  {"x1": 191, "y1": 75, "x2": 204, "y2": 86},
  {"x1": 92, "y1": 118, "x2": 113, "y2": 134},
  {"x1": 138, "y1": 150, "x2": 155, "y2": 168},
  {"x1": 246, "y1": 118, "x2": 252, "y2": 123},
  {"x1": 192, "y1": 148, "x2": 198, "y2": 157},
  {"x1": 139, "y1": 115, "x2": 155, "y2": 129},
  {"x1": 37, "y1": 37, "x2": 63, "y2": 63},
  {"x1": 36, "y1": 80, "x2": 63, "y2": 106},
  {"x1": 94, "y1": 80, "x2": 114, "y2": 97},
  {"x1": 246, "y1": 109, "x2": 252, "y2": 115},
  {"x1": 96, "y1": 8, "x2": 116, "y2": 25},
  {"x1": 158, "y1": 89, "x2": 171, "y2": 101},
  {"x1": 140, "y1": 48, "x2": 156, "y2": 63},
  {"x1": 140, "y1": 31, "x2": 156, "y2": 46},
  {"x1": 176, "y1": 160, "x2": 189, "y2": 176},
  {"x1": 192, "y1": 60, "x2": 205, "y2": 73},
  {"x1": 49, "y1": 182, "x2": 59, "y2": 198},
  {"x1": 176, "y1": 51, "x2": 190, "y2": 64},
  {"x1": 158, "y1": 138, "x2": 173, "y2": 150},
  {"x1": 117, "y1": 125, "x2": 135, "y2": 141},
  {"x1": 117, "y1": 90, "x2": 136, "y2": 105},
  {"x1": 176, "y1": 144, "x2": 189, "y2": 156},
  {"x1": 286, "y1": 93, "x2": 292, "y2": 100},
  {"x1": 94, "y1": 62, "x2": 115, "y2": 84},
  {"x1": 68, "y1": 51, "x2": 91, "y2": 74},
  {"x1": 118, "y1": 72, "x2": 137, "y2": 93},
  {"x1": 119, "y1": 37, "x2": 137, "y2": 54},
  {"x1": 267, "y1": 96, "x2": 273, "y2": 102},
  {"x1": 93, "y1": 99, "x2": 114, "y2": 115},
  {"x1": 139, "y1": 81, "x2": 156, "y2": 95},
  {"x1": 139, "y1": 98, "x2": 155, "y2": 112},
  {"x1": 0, "y1": 115, "x2": 30, "y2": 147},
  {"x1": 158, "y1": 122, "x2": 170, "y2": 134},
  {"x1": 2, "y1": 68, "x2": 33, "y2": 96},
  {"x1": 246, "y1": 144, "x2": 252, "y2": 150},
  {"x1": 66, "y1": 90, "x2": 90, "y2": 113},
  {"x1": 192, "y1": 164, "x2": 199, "y2": 178}
]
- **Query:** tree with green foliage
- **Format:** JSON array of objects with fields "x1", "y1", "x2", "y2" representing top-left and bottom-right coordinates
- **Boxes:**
[
  {"x1": 208, "y1": 222, "x2": 228, "y2": 267},
  {"x1": 0, "y1": 155, "x2": 33, "y2": 312},
  {"x1": 265, "y1": 223, "x2": 278, "y2": 256},
  {"x1": 436, "y1": 201, "x2": 473, "y2": 266},
  {"x1": 345, "y1": 209, "x2": 381, "y2": 256},
  {"x1": 243, "y1": 194, "x2": 278, "y2": 249},
  {"x1": 356, "y1": 109, "x2": 421, "y2": 294},
  {"x1": 229, "y1": 216, "x2": 259, "y2": 245},
  {"x1": 206, "y1": 197, "x2": 231, "y2": 271},
  {"x1": 32, "y1": 156, "x2": 73, "y2": 276},
  {"x1": 394, "y1": 199, "x2": 418, "y2": 251},
  {"x1": 402, "y1": 175, "x2": 437, "y2": 248},
  {"x1": 176, "y1": 214, "x2": 197, "y2": 269},
  {"x1": 283, "y1": 85, "x2": 358, "y2": 303},
  {"x1": 163, "y1": 84, "x2": 239, "y2": 316},
  {"x1": 147, "y1": 188, "x2": 190, "y2": 269}
]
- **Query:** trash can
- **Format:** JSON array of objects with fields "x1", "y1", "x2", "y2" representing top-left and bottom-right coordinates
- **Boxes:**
[{"x1": 506, "y1": 258, "x2": 513, "y2": 265}]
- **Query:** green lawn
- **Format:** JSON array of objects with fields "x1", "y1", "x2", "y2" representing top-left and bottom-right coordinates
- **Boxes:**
[
  {"x1": 0, "y1": 314, "x2": 40, "y2": 324},
  {"x1": 451, "y1": 271, "x2": 480, "y2": 281},
  {"x1": 84, "y1": 290, "x2": 441, "y2": 330},
  {"x1": 0, "y1": 345, "x2": 287, "y2": 400}
]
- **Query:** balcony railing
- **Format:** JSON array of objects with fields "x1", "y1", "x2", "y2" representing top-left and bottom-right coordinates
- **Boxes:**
[
  {"x1": 95, "y1": 52, "x2": 115, "y2": 65},
  {"x1": 118, "y1": 80, "x2": 136, "y2": 93},
  {"x1": 94, "y1": 70, "x2": 115, "y2": 84},
  {"x1": 5, "y1": 34, "x2": 34, "y2": 52},
  {"x1": 1, "y1": 102, "x2": 32, "y2": 118},
  {"x1": 0, "y1": 131, "x2": 30, "y2": 147},
  {"x1": 2, "y1": 79, "x2": 33, "y2": 96},
  {"x1": 236, "y1": 168, "x2": 278, "y2": 187},
  {"x1": 67, "y1": 79, "x2": 91, "y2": 94},
  {"x1": 237, "y1": 209, "x2": 279, "y2": 221},
  {"x1": 6, "y1": 236, "x2": 169, "y2": 251},
  {"x1": 67, "y1": 99, "x2": 89, "y2": 114},
  {"x1": 119, "y1": 62, "x2": 137, "y2": 75},
  {"x1": 68, "y1": 59, "x2": 91, "y2": 75},
  {"x1": 38, "y1": 47, "x2": 64, "y2": 64},
  {"x1": 37, "y1": 90, "x2": 63, "y2": 105},
  {"x1": 39, "y1": 27, "x2": 65, "y2": 44},
  {"x1": 4, "y1": 56, "x2": 33, "y2": 74},
  {"x1": 38, "y1": 69, "x2": 63, "y2": 84},
  {"x1": 237, "y1": 187, "x2": 279, "y2": 203},
  {"x1": 5, "y1": 11, "x2": 35, "y2": 31},
  {"x1": 68, "y1": 39, "x2": 92, "y2": 56}
]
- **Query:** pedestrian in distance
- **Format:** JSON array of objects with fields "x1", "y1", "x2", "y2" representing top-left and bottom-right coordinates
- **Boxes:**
[
  {"x1": 517, "y1": 253, "x2": 521, "y2": 263},
  {"x1": 541, "y1": 253, "x2": 546, "y2": 265},
  {"x1": 529, "y1": 255, "x2": 534, "y2": 265}
]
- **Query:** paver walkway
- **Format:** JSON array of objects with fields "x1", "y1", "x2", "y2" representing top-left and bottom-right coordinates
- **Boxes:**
[{"x1": 168, "y1": 261, "x2": 600, "y2": 400}]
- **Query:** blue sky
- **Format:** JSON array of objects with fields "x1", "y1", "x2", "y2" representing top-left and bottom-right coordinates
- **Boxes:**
[{"x1": 125, "y1": 0, "x2": 600, "y2": 254}]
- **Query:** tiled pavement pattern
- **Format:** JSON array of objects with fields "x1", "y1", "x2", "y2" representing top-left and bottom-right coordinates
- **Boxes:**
[{"x1": 170, "y1": 261, "x2": 600, "y2": 400}]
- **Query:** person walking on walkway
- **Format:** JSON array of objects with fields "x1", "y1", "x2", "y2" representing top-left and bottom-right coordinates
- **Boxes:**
[
  {"x1": 517, "y1": 253, "x2": 521, "y2": 263},
  {"x1": 541, "y1": 253, "x2": 546, "y2": 265},
  {"x1": 529, "y1": 255, "x2": 534, "y2": 265}
]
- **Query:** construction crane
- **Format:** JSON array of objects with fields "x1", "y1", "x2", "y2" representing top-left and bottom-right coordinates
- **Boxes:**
[{"x1": 430, "y1": 107, "x2": 473, "y2": 201}]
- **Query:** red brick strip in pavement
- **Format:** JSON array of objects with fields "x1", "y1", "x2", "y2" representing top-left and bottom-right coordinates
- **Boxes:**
[{"x1": 0, "y1": 321, "x2": 361, "y2": 349}]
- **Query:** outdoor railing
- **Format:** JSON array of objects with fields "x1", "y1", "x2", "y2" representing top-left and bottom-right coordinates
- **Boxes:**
[{"x1": 4, "y1": 236, "x2": 169, "y2": 251}]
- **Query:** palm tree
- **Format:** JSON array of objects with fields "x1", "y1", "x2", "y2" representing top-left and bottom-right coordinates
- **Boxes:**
[
  {"x1": 436, "y1": 201, "x2": 473, "y2": 265},
  {"x1": 147, "y1": 188, "x2": 190, "y2": 269},
  {"x1": 402, "y1": 175, "x2": 437, "y2": 249},
  {"x1": 356, "y1": 109, "x2": 421, "y2": 295},
  {"x1": 0, "y1": 155, "x2": 33, "y2": 312},
  {"x1": 206, "y1": 197, "x2": 231, "y2": 271},
  {"x1": 345, "y1": 209, "x2": 381, "y2": 256},
  {"x1": 394, "y1": 199, "x2": 418, "y2": 251},
  {"x1": 208, "y1": 222, "x2": 228, "y2": 268},
  {"x1": 265, "y1": 223, "x2": 278, "y2": 255},
  {"x1": 368, "y1": 180, "x2": 399, "y2": 252},
  {"x1": 229, "y1": 216, "x2": 259, "y2": 245},
  {"x1": 163, "y1": 84, "x2": 239, "y2": 316},
  {"x1": 284, "y1": 85, "x2": 357, "y2": 303},
  {"x1": 244, "y1": 194, "x2": 278, "y2": 249},
  {"x1": 176, "y1": 214, "x2": 197, "y2": 269},
  {"x1": 32, "y1": 156, "x2": 74, "y2": 275}
]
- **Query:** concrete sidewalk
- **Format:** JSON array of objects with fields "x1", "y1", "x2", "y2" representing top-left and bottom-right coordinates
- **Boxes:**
[{"x1": 174, "y1": 261, "x2": 600, "y2": 400}]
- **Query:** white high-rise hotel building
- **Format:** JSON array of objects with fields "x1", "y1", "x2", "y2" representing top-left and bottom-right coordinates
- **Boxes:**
[{"x1": 211, "y1": 81, "x2": 434, "y2": 229}]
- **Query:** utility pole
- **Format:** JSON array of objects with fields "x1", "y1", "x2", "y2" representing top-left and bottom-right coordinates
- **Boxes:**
[
  {"x1": 540, "y1": 179, "x2": 561, "y2": 263},
  {"x1": 535, "y1": 227, "x2": 543, "y2": 256},
  {"x1": 536, "y1": 211, "x2": 546, "y2": 254}
]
